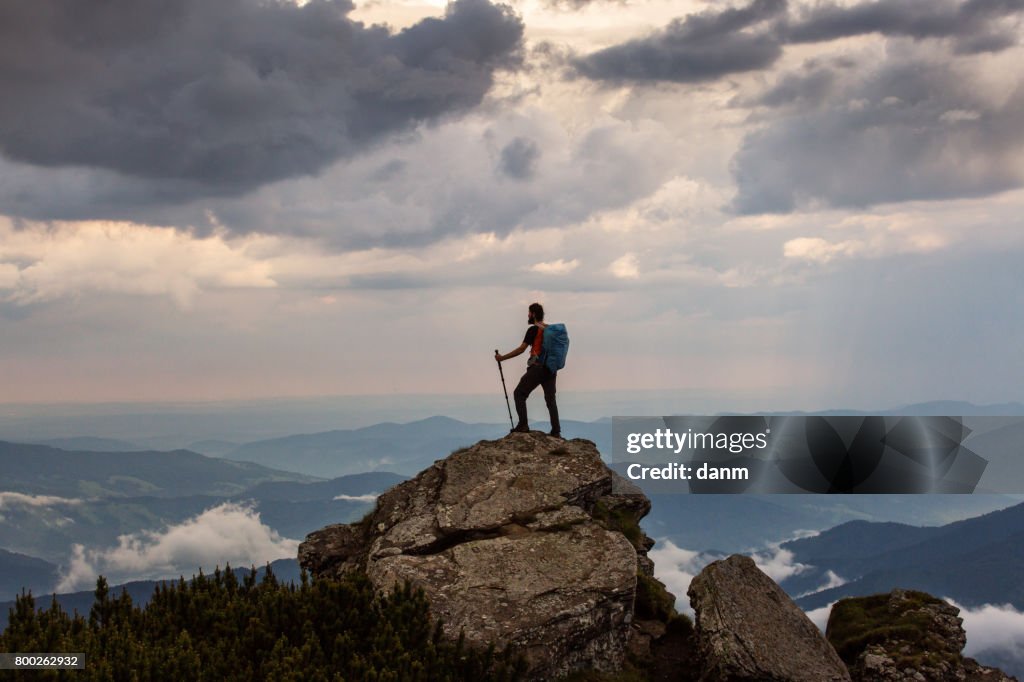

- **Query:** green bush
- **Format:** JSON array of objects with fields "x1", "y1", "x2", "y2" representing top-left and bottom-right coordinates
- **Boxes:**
[
  {"x1": 591, "y1": 501, "x2": 644, "y2": 550},
  {"x1": 634, "y1": 575, "x2": 677, "y2": 623},
  {"x1": 1, "y1": 567, "x2": 526, "y2": 681}
]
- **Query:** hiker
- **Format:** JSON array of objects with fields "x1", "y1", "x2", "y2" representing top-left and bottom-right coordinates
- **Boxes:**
[{"x1": 494, "y1": 302, "x2": 561, "y2": 438}]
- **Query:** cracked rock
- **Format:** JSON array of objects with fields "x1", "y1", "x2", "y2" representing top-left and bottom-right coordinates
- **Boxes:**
[{"x1": 688, "y1": 554, "x2": 852, "y2": 682}]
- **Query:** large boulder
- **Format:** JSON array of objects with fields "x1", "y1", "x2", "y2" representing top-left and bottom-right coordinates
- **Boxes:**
[
  {"x1": 827, "y1": 589, "x2": 1017, "y2": 682},
  {"x1": 299, "y1": 431, "x2": 671, "y2": 680},
  {"x1": 688, "y1": 554, "x2": 851, "y2": 682}
]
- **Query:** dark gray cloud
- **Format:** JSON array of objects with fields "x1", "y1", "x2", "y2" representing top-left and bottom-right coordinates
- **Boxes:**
[
  {"x1": 748, "y1": 63, "x2": 840, "y2": 108},
  {"x1": 573, "y1": 0, "x2": 1024, "y2": 84},
  {"x1": 0, "y1": 108, "x2": 680, "y2": 251},
  {"x1": 572, "y1": 0, "x2": 787, "y2": 83},
  {"x1": 786, "y1": 0, "x2": 1024, "y2": 54},
  {"x1": 497, "y1": 137, "x2": 541, "y2": 179},
  {"x1": 0, "y1": 0, "x2": 523, "y2": 201},
  {"x1": 731, "y1": 58, "x2": 1024, "y2": 212}
]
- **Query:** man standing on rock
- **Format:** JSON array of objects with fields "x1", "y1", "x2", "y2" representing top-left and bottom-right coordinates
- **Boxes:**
[{"x1": 495, "y1": 302, "x2": 561, "y2": 438}]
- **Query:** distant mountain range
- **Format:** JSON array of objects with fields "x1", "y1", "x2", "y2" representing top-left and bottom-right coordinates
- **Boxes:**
[
  {"x1": 185, "y1": 439, "x2": 242, "y2": 457},
  {"x1": 26, "y1": 437, "x2": 144, "y2": 452},
  {"x1": 752, "y1": 400, "x2": 1024, "y2": 416},
  {"x1": 239, "y1": 471, "x2": 406, "y2": 502},
  {"x1": 0, "y1": 549, "x2": 59, "y2": 601},
  {"x1": 643, "y1": 493, "x2": 1020, "y2": 553},
  {"x1": 0, "y1": 440, "x2": 317, "y2": 498},
  {"x1": 784, "y1": 501, "x2": 1024, "y2": 610},
  {"x1": 3, "y1": 404, "x2": 1023, "y2": 625},
  {"x1": 221, "y1": 416, "x2": 613, "y2": 478}
]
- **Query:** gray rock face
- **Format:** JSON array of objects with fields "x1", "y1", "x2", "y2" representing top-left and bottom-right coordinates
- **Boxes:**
[
  {"x1": 299, "y1": 431, "x2": 666, "y2": 680},
  {"x1": 688, "y1": 554, "x2": 852, "y2": 682},
  {"x1": 827, "y1": 589, "x2": 1018, "y2": 682}
]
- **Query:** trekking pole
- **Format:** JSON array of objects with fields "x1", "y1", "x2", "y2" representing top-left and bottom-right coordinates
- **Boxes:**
[{"x1": 495, "y1": 350, "x2": 514, "y2": 428}]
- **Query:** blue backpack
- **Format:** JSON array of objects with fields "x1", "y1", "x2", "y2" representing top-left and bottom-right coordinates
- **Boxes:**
[{"x1": 540, "y1": 323, "x2": 569, "y2": 373}]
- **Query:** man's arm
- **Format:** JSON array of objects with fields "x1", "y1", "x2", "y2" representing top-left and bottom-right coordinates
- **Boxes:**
[{"x1": 495, "y1": 343, "x2": 529, "y2": 362}]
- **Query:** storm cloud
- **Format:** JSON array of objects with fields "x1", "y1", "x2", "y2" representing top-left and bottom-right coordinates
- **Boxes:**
[
  {"x1": 573, "y1": 0, "x2": 1024, "y2": 84},
  {"x1": 786, "y1": 0, "x2": 1024, "y2": 55},
  {"x1": 572, "y1": 0, "x2": 787, "y2": 83},
  {"x1": 731, "y1": 57, "x2": 1024, "y2": 212},
  {"x1": 0, "y1": 0, "x2": 523, "y2": 199}
]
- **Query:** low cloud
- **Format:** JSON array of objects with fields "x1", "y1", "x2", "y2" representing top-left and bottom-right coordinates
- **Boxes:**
[
  {"x1": 953, "y1": 600, "x2": 1024, "y2": 673},
  {"x1": 749, "y1": 540, "x2": 812, "y2": 583},
  {"x1": 649, "y1": 533, "x2": 819, "y2": 615},
  {"x1": 648, "y1": 539, "x2": 725, "y2": 616},
  {"x1": 797, "y1": 570, "x2": 847, "y2": 598},
  {"x1": 804, "y1": 602, "x2": 837, "y2": 630},
  {"x1": 332, "y1": 493, "x2": 379, "y2": 502},
  {"x1": 0, "y1": 492, "x2": 83, "y2": 510},
  {"x1": 55, "y1": 503, "x2": 299, "y2": 592}
]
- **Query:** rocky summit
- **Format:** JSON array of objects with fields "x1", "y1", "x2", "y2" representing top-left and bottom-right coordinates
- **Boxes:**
[
  {"x1": 299, "y1": 431, "x2": 671, "y2": 680},
  {"x1": 827, "y1": 589, "x2": 1018, "y2": 682},
  {"x1": 688, "y1": 554, "x2": 852, "y2": 682}
]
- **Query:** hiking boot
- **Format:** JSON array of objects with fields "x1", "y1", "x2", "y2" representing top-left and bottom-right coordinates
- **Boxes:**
[
  {"x1": 510, "y1": 424, "x2": 530, "y2": 433},
  {"x1": 548, "y1": 430, "x2": 563, "y2": 439}
]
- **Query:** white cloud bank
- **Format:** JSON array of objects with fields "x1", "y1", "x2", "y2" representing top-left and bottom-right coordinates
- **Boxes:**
[
  {"x1": 332, "y1": 493, "x2": 379, "y2": 502},
  {"x1": 797, "y1": 570, "x2": 848, "y2": 599},
  {"x1": 648, "y1": 539, "x2": 724, "y2": 617},
  {"x1": 650, "y1": 534, "x2": 820, "y2": 615},
  {"x1": 0, "y1": 492, "x2": 83, "y2": 510},
  {"x1": 0, "y1": 219, "x2": 276, "y2": 309},
  {"x1": 55, "y1": 502, "x2": 299, "y2": 592},
  {"x1": 749, "y1": 540, "x2": 813, "y2": 584},
  {"x1": 954, "y1": 600, "x2": 1024, "y2": 674}
]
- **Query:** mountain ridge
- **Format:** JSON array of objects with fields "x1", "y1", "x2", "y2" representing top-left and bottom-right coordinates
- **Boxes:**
[
  {"x1": 0, "y1": 440, "x2": 318, "y2": 498},
  {"x1": 788, "y1": 501, "x2": 1024, "y2": 610}
]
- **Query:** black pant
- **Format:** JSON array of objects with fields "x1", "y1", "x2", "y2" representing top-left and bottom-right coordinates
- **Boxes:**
[{"x1": 513, "y1": 364, "x2": 560, "y2": 433}]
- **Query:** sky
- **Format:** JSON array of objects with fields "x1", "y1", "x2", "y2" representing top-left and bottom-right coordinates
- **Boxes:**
[{"x1": 2, "y1": 0, "x2": 1024, "y2": 409}]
